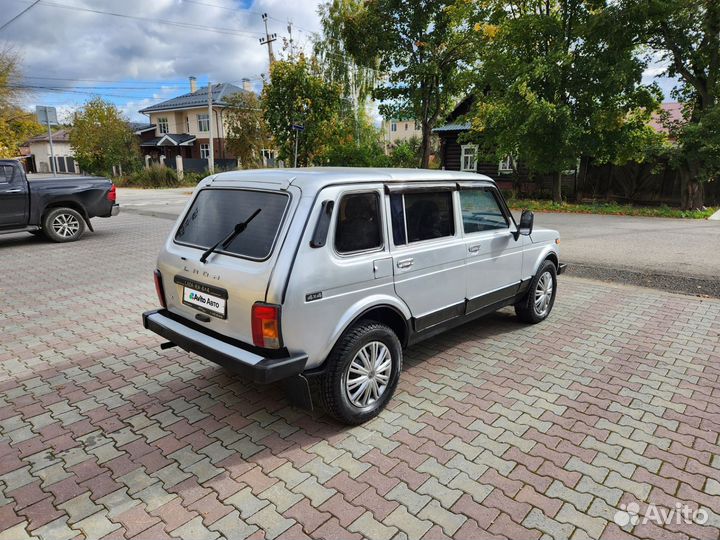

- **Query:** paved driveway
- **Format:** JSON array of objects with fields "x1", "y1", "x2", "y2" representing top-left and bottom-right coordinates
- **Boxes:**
[{"x1": 1, "y1": 215, "x2": 719, "y2": 540}]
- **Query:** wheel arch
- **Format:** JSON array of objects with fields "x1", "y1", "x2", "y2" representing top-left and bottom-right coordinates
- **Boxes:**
[{"x1": 42, "y1": 201, "x2": 93, "y2": 231}]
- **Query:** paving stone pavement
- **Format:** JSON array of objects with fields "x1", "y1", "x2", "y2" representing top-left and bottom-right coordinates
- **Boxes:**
[{"x1": 1, "y1": 213, "x2": 719, "y2": 540}]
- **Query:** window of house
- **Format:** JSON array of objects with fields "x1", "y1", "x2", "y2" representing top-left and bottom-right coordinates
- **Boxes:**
[
  {"x1": 157, "y1": 117, "x2": 169, "y2": 134},
  {"x1": 185, "y1": 116, "x2": 190, "y2": 132},
  {"x1": 200, "y1": 144, "x2": 210, "y2": 159},
  {"x1": 461, "y1": 144, "x2": 478, "y2": 172},
  {"x1": 334, "y1": 192, "x2": 382, "y2": 254},
  {"x1": 390, "y1": 191, "x2": 454, "y2": 245},
  {"x1": 404, "y1": 123, "x2": 408, "y2": 131},
  {"x1": 198, "y1": 113, "x2": 210, "y2": 132},
  {"x1": 460, "y1": 188, "x2": 509, "y2": 233},
  {"x1": 414, "y1": 121, "x2": 420, "y2": 130},
  {"x1": 391, "y1": 122, "x2": 397, "y2": 132},
  {"x1": 498, "y1": 155, "x2": 514, "y2": 174}
]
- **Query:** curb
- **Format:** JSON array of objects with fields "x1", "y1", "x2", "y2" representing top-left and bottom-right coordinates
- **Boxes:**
[{"x1": 565, "y1": 262, "x2": 720, "y2": 299}]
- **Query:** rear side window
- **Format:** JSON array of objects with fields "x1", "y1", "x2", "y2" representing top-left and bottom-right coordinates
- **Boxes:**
[
  {"x1": 175, "y1": 188, "x2": 289, "y2": 260},
  {"x1": 0, "y1": 165, "x2": 14, "y2": 183},
  {"x1": 335, "y1": 192, "x2": 382, "y2": 253},
  {"x1": 460, "y1": 188, "x2": 509, "y2": 233},
  {"x1": 391, "y1": 191, "x2": 455, "y2": 245}
]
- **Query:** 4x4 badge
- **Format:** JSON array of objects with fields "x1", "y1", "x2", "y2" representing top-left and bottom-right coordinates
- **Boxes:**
[{"x1": 305, "y1": 291, "x2": 322, "y2": 302}]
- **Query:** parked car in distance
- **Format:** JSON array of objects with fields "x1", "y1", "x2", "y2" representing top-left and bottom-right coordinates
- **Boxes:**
[
  {"x1": 0, "y1": 159, "x2": 119, "y2": 242},
  {"x1": 143, "y1": 168, "x2": 566, "y2": 424}
]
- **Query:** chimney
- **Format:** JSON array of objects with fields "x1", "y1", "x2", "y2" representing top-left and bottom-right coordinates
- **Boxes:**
[
  {"x1": 242, "y1": 78, "x2": 252, "y2": 92},
  {"x1": 189, "y1": 76, "x2": 197, "y2": 93}
]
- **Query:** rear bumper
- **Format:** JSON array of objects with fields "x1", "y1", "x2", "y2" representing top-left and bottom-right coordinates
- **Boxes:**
[
  {"x1": 111, "y1": 204, "x2": 119, "y2": 216},
  {"x1": 142, "y1": 309, "x2": 308, "y2": 384},
  {"x1": 558, "y1": 263, "x2": 567, "y2": 275}
]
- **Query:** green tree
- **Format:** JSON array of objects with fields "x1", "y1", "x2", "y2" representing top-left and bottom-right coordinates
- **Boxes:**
[
  {"x1": 0, "y1": 47, "x2": 44, "y2": 158},
  {"x1": 320, "y1": 113, "x2": 388, "y2": 166},
  {"x1": 463, "y1": 0, "x2": 660, "y2": 202},
  {"x1": 224, "y1": 91, "x2": 272, "y2": 168},
  {"x1": 342, "y1": 0, "x2": 475, "y2": 168},
  {"x1": 70, "y1": 98, "x2": 140, "y2": 176},
  {"x1": 262, "y1": 55, "x2": 343, "y2": 166},
  {"x1": 636, "y1": 0, "x2": 720, "y2": 209}
]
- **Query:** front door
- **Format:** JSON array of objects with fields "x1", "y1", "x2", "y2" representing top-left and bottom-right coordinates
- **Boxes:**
[
  {"x1": 459, "y1": 185, "x2": 523, "y2": 312},
  {"x1": 388, "y1": 186, "x2": 466, "y2": 332},
  {"x1": 0, "y1": 164, "x2": 28, "y2": 229}
]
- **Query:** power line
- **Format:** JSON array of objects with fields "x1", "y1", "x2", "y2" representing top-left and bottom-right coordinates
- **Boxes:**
[
  {"x1": 35, "y1": 0, "x2": 265, "y2": 38},
  {"x1": 0, "y1": 0, "x2": 40, "y2": 32}
]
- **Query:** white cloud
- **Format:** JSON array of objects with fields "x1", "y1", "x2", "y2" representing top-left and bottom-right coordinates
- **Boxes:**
[{"x1": 2, "y1": 0, "x2": 324, "y2": 115}]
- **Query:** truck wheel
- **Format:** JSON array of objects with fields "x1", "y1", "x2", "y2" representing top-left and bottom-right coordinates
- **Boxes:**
[
  {"x1": 321, "y1": 320, "x2": 402, "y2": 425},
  {"x1": 515, "y1": 260, "x2": 557, "y2": 323},
  {"x1": 42, "y1": 207, "x2": 86, "y2": 243}
]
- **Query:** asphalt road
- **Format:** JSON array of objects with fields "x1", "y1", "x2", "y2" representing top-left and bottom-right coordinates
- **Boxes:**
[{"x1": 116, "y1": 187, "x2": 720, "y2": 297}]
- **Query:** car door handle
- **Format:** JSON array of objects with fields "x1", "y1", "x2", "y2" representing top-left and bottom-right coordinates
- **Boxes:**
[
  {"x1": 468, "y1": 245, "x2": 481, "y2": 253},
  {"x1": 396, "y1": 258, "x2": 414, "y2": 269},
  {"x1": 5, "y1": 188, "x2": 22, "y2": 193}
]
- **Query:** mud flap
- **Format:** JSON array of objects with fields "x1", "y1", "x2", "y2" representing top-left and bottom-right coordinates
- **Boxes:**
[{"x1": 283, "y1": 374, "x2": 313, "y2": 410}]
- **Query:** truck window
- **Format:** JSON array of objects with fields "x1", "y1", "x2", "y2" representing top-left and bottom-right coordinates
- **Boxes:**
[
  {"x1": 335, "y1": 192, "x2": 382, "y2": 253},
  {"x1": 460, "y1": 188, "x2": 509, "y2": 233},
  {"x1": 391, "y1": 191, "x2": 454, "y2": 244},
  {"x1": 0, "y1": 165, "x2": 14, "y2": 184},
  {"x1": 174, "y1": 188, "x2": 289, "y2": 260}
]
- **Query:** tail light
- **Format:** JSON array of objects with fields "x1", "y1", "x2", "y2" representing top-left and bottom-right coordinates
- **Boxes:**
[
  {"x1": 252, "y1": 303, "x2": 281, "y2": 349},
  {"x1": 154, "y1": 270, "x2": 166, "y2": 308},
  {"x1": 107, "y1": 184, "x2": 117, "y2": 203}
]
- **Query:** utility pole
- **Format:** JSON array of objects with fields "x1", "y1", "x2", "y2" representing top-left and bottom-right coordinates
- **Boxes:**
[
  {"x1": 207, "y1": 79, "x2": 215, "y2": 173},
  {"x1": 287, "y1": 20, "x2": 294, "y2": 58},
  {"x1": 259, "y1": 13, "x2": 277, "y2": 70}
]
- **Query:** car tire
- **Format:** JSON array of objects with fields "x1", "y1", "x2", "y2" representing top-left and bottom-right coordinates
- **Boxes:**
[
  {"x1": 42, "y1": 207, "x2": 86, "y2": 243},
  {"x1": 321, "y1": 320, "x2": 402, "y2": 425},
  {"x1": 515, "y1": 260, "x2": 557, "y2": 324}
]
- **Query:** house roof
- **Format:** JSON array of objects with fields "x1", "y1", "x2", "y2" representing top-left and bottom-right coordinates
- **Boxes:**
[
  {"x1": 128, "y1": 122, "x2": 156, "y2": 134},
  {"x1": 433, "y1": 123, "x2": 471, "y2": 133},
  {"x1": 139, "y1": 83, "x2": 247, "y2": 114},
  {"x1": 649, "y1": 102, "x2": 684, "y2": 134},
  {"x1": 140, "y1": 134, "x2": 196, "y2": 147},
  {"x1": 27, "y1": 129, "x2": 71, "y2": 143}
]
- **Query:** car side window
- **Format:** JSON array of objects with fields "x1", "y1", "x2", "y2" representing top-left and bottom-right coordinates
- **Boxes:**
[
  {"x1": 0, "y1": 165, "x2": 14, "y2": 184},
  {"x1": 334, "y1": 192, "x2": 382, "y2": 254},
  {"x1": 460, "y1": 188, "x2": 509, "y2": 233},
  {"x1": 391, "y1": 190, "x2": 455, "y2": 245}
]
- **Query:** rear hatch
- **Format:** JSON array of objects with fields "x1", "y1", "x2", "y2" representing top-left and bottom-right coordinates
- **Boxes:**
[{"x1": 157, "y1": 183, "x2": 298, "y2": 345}]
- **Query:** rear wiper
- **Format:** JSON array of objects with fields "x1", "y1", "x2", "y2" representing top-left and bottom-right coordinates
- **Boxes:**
[{"x1": 199, "y1": 208, "x2": 262, "y2": 264}]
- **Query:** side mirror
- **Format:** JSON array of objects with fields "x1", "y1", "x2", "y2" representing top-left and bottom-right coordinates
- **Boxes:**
[{"x1": 516, "y1": 209, "x2": 534, "y2": 238}]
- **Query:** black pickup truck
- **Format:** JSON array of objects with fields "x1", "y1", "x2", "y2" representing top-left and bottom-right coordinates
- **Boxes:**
[{"x1": 0, "y1": 159, "x2": 119, "y2": 242}]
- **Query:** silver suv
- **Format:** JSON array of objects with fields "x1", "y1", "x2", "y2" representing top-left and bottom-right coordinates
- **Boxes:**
[{"x1": 143, "y1": 168, "x2": 565, "y2": 424}]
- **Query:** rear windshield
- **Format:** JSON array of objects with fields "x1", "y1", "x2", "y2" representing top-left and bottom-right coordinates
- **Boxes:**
[{"x1": 174, "y1": 188, "x2": 290, "y2": 260}]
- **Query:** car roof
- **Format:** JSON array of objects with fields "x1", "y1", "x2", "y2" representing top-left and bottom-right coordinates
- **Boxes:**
[{"x1": 209, "y1": 167, "x2": 495, "y2": 193}]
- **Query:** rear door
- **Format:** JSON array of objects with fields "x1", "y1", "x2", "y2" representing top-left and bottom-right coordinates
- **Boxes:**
[
  {"x1": 0, "y1": 164, "x2": 28, "y2": 228},
  {"x1": 158, "y1": 184, "x2": 298, "y2": 344},
  {"x1": 387, "y1": 184, "x2": 466, "y2": 332},
  {"x1": 458, "y1": 184, "x2": 523, "y2": 312}
]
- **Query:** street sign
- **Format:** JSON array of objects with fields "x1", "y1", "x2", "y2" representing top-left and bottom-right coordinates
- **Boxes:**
[
  {"x1": 291, "y1": 124, "x2": 304, "y2": 132},
  {"x1": 36, "y1": 105, "x2": 59, "y2": 126}
]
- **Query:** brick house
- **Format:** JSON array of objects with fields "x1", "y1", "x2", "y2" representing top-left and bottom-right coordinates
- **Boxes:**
[{"x1": 138, "y1": 77, "x2": 253, "y2": 163}]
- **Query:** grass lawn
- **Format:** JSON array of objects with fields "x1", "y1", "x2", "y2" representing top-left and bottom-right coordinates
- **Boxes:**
[{"x1": 507, "y1": 199, "x2": 716, "y2": 219}]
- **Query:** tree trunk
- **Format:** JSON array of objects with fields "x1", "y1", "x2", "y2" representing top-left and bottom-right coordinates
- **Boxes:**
[
  {"x1": 552, "y1": 171, "x2": 562, "y2": 203},
  {"x1": 420, "y1": 122, "x2": 432, "y2": 168},
  {"x1": 679, "y1": 162, "x2": 704, "y2": 210}
]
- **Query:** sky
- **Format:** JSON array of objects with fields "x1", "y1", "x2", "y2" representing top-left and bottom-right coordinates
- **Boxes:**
[
  {"x1": 1, "y1": 0, "x2": 326, "y2": 121},
  {"x1": 1, "y1": 0, "x2": 679, "y2": 124}
]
